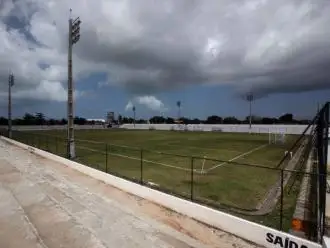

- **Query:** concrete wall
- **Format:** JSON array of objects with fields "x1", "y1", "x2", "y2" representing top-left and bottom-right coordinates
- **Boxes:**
[
  {"x1": 0, "y1": 135, "x2": 321, "y2": 248},
  {"x1": 121, "y1": 124, "x2": 310, "y2": 134},
  {"x1": 0, "y1": 125, "x2": 106, "y2": 131},
  {"x1": 0, "y1": 124, "x2": 311, "y2": 134}
]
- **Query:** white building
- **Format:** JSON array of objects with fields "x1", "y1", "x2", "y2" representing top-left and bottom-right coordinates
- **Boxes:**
[{"x1": 86, "y1": 119, "x2": 106, "y2": 125}]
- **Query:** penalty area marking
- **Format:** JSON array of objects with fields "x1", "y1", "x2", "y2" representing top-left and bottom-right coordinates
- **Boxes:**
[{"x1": 205, "y1": 144, "x2": 268, "y2": 173}]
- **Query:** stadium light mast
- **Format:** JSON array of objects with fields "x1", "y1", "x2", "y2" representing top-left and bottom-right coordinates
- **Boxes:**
[
  {"x1": 177, "y1": 101, "x2": 181, "y2": 121},
  {"x1": 246, "y1": 93, "x2": 254, "y2": 132},
  {"x1": 67, "y1": 9, "x2": 81, "y2": 159},
  {"x1": 132, "y1": 106, "x2": 136, "y2": 127},
  {"x1": 8, "y1": 73, "x2": 14, "y2": 139}
]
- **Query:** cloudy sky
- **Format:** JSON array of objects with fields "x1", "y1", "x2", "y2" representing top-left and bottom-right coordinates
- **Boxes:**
[{"x1": 0, "y1": 0, "x2": 329, "y2": 120}]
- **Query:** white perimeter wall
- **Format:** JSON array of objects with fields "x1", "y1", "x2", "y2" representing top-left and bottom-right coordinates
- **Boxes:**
[
  {"x1": 121, "y1": 123, "x2": 310, "y2": 135},
  {"x1": 0, "y1": 125, "x2": 106, "y2": 131},
  {"x1": 0, "y1": 124, "x2": 311, "y2": 134}
]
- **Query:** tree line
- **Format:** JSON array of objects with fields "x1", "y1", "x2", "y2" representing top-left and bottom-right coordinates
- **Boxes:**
[{"x1": 0, "y1": 112, "x2": 311, "y2": 125}]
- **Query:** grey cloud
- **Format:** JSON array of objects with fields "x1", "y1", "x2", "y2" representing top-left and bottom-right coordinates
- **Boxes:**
[
  {"x1": 1, "y1": 0, "x2": 330, "y2": 100},
  {"x1": 74, "y1": 0, "x2": 330, "y2": 96}
]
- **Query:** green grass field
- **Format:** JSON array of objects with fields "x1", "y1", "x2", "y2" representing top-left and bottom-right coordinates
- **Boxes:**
[{"x1": 12, "y1": 129, "x2": 299, "y2": 230}]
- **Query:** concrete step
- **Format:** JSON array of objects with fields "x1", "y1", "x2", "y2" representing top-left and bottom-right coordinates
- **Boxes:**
[{"x1": 0, "y1": 185, "x2": 44, "y2": 248}]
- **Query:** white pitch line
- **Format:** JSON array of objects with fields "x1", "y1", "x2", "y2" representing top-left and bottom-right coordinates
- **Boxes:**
[
  {"x1": 76, "y1": 145, "x2": 201, "y2": 173},
  {"x1": 156, "y1": 143, "x2": 240, "y2": 153},
  {"x1": 205, "y1": 144, "x2": 268, "y2": 172}
]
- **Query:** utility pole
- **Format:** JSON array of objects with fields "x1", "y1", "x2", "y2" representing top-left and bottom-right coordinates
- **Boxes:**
[
  {"x1": 246, "y1": 93, "x2": 254, "y2": 132},
  {"x1": 8, "y1": 73, "x2": 14, "y2": 139},
  {"x1": 67, "y1": 9, "x2": 81, "y2": 159}
]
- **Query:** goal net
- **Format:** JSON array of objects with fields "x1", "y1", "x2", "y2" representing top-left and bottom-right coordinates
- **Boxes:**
[{"x1": 269, "y1": 128, "x2": 287, "y2": 144}]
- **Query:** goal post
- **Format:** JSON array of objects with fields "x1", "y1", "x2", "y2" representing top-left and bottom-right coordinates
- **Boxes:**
[
  {"x1": 269, "y1": 128, "x2": 287, "y2": 144},
  {"x1": 201, "y1": 156, "x2": 207, "y2": 174}
]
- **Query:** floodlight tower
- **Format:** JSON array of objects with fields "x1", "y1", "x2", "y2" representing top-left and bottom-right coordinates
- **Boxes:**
[
  {"x1": 67, "y1": 9, "x2": 81, "y2": 159},
  {"x1": 177, "y1": 101, "x2": 181, "y2": 121},
  {"x1": 8, "y1": 73, "x2": 14, "y2": 139},
  {"x1": 246, "y1": 93, "x2": 254, "y2": 132},
  {"x1": 132, "y1": 106, "x2": 136, "y2": 127}
]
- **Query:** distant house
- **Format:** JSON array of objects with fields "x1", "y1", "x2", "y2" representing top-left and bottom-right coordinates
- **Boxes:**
[{"x1": 86, "y1": 119, "x2": 106, "y2": 125}]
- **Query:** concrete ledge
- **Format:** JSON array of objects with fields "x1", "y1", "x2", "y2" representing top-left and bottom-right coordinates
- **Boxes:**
[
  {"x1": 1, "y1": 136, "x2": 322, "y2": 248},
  {"x1": 290, "y1": 152, "x2": 313, "y2": 238},
  {"x1": 323, "y1": 237, "x2": 330, "y2": 248}
]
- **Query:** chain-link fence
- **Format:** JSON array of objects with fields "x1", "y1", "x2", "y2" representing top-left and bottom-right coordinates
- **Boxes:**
[{"x1": 0, "y1": 103, "x2": 328, "y2": 243}]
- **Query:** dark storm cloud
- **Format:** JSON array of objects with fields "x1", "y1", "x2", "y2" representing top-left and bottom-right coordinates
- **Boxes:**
[
  {"x1": 1, "y1": 0, "x2": 330, "y2": 100},
  {"x1": 71, "y1": 0, "x2": 330, "y2": 97}
]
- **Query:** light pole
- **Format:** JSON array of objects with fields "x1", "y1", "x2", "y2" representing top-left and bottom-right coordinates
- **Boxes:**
[
  {"x1": 246, "y1": 93, "x2": 254, "y2": 132},
  {"x1": 132, "y1": 106, "x2": 136, "y2": 127},
  {"x1": 177, "y1": 101, "x2": 181, "y2": 121},
  {"x1": 8, "y1": 73, "x2": 14, "y2": 139},
  {"x1": 67, "y1": 9, "x2": 81, "y2": 159}
]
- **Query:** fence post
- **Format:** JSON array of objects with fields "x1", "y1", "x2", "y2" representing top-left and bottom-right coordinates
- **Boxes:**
[
  {"x1": 280, "y1": 169, "x2": 284, "y2": 230},
  {"x1": 322, "y1": 103, "x2": 329, "y2": 238},
  {"x1": 140, "y1": 149, "x2": 143, "y2": 184},
  {"x1": 105, "y1": 144, "x2": 108, "y2": 173},
  {"x1": 55, "y1": 137, "x2": 58, "y2": 154},
  {"x1": 46, "y1": 136, "x2": 49, "y2": 151},
  {"x1": 191, "y1": 156, "x2": 194, "y2": 201}
]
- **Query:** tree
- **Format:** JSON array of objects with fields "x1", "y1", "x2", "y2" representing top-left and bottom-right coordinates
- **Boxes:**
[
  {"x1": 60, "y1": 118, "x2": 67, "y2": 125},
  {"x1": 122, "y1": 116, "x2": 129, "y2": 123},
  {"x1": 35, "y1": 112, "x2": 45, "y2": 125},
  {"x1": 206, "y1": 115, "x2": 223, "y2": 124},
  {"x1": 23, "y1": 113, "x2": 36, "y2": 125},
  {"x1": 48, "y1": 119, "x2": 56, "y2": 125},
  {"x1": 262, "y1": 117, "x2": 277, "y2": 124},
  {"x1": 149, "y1": 116, "x2": 166, "y2": 124},
  {"x1": 136, "y1": 119, "x2": 147, "y2": 124},
  {"x1": 279, "y1": 113, "x2": 293, "y2": 124},
  {"x1": 74, "y1": 116, "x2": 87, "y2": 125},
  {"x1": 244, "y1": 115, "x2": 262, "y2": 124},
  {"x1": 166, "y1": 117, "x2": 175, "y2": 124},
  {"x1": 191, "y1": 118, "x2": 201, "y2": 124},
  {"x1": 0, "y1": 117, "x2": 8, "y2": 125},
  {"x1": 298, "y1": 119, "x2": 311, "y2": 125},
  {"x1": 118, "y1": 114, "x2": 123, "y2": 124},
  {"x1": 223, "y1": 117, "x2": 240, "y2": 124}
]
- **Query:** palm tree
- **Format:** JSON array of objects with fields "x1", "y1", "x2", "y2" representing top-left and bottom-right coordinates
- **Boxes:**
[{"x1": 176, "y1": 101, "x2": 181, "y2": 121}]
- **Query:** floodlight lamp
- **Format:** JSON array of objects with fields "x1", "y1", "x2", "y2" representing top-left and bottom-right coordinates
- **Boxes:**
[
  {"x1": 72, "y1": 27, "x2": 80, "y2": 36},
  {"x1": 73, "y1": 20, "x2": 81, "y2": 27}
]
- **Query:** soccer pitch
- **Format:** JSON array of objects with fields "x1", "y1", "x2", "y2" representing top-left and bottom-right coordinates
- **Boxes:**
[{"x1": 15, "y1": 129, "x2": 297, "y2": 213}]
